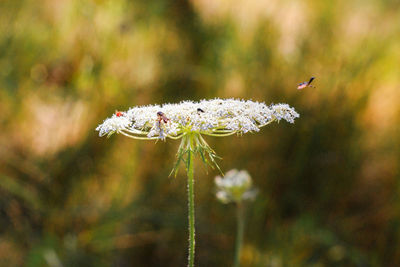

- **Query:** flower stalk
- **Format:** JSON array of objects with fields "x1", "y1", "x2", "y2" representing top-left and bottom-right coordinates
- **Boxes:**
[
  {"x1": 215, "y1": 169, "x2": 259, "y2": 267},
  {"x1": 187, "y1": 134, "x2": 195, "y2": 267},
  {"x1": 179, "y1": 133, "x2": 221, "y2": 267},
  {"x1": 234, "y1": 202, "x2": 245, "y2": 267}
]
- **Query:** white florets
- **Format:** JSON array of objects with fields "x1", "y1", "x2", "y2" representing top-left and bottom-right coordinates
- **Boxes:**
[
  {"x1": 215, "y1": 169, "x2": 258, "y2": 204},
  {"x1": 95, "y1": 113, "x2": 131, "y2": 137},
  {"x1": 96, "y1": 98, "x2": 299, "y2": 139}
]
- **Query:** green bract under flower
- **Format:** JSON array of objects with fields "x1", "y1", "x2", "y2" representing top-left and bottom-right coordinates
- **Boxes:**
[{"x1": 96, "y1": 98, "x2": 299, "y2": 140}]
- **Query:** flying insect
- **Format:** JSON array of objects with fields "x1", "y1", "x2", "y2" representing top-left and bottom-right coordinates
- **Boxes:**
[{"x1": 297, "y1": 77, "x2": 315, "y2": 90}]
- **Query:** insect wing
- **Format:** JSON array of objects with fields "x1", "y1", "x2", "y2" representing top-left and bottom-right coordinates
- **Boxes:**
[{"x1": 162, "y1": 115, "x2": 169, "y2": 123}]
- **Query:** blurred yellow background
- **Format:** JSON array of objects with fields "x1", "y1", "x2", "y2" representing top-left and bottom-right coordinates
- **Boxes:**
[{"x1": 1, "y1": 0, "x2": 400, "y2": 266}]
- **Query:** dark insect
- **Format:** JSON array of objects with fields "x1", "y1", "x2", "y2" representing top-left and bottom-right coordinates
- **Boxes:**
[
  {"x1": 197, "y1": 108, "x2": 205, "y2": 114},
  {"x1": 157, "y1": 111, "x2": 169, "y2": 123},
  {"x1": 297, "y1": 77, "x2": 315, "y2": 90}
]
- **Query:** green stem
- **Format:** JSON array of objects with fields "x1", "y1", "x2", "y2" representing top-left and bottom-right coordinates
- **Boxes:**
[
  {"x1": 234, "y1": 202, "x2": 245, "y2": 267},
  {"x1": 187, "y1": 135, "x2": 195, "y2": 267}
]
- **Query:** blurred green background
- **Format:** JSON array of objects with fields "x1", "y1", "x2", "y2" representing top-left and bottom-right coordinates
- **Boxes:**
[{"x1": 1, "y1": 0, "x2": 400, "y2": 266}]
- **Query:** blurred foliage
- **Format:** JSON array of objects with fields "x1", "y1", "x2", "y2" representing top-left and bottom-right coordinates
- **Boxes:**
[{"x1": 1, "y1": 0, "x2": 400, "y2": 266}]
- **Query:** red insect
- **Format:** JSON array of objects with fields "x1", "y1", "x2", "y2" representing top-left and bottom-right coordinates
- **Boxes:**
[
  {"x1": 297, "y1": 77, "x2": 315, "y2": 90},
  {"x1": 157, "y1": 111, "x2": 169, "y2": 123},
  {"x1": 115, "y1": 111, "x2": 124, "y2": 117}
]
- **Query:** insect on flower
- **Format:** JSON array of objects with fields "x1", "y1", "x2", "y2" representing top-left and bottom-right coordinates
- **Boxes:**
[
  {"x1": 197, "y1": 108, "x2": 205, "y2": 114},
  {"x1": 297, "y1": 77, "x2": 315, "y2": 90},
  {"x1": 157, "y1": 111, "x2": 170, "y2": 123},
  {"x1": 115, "y1": 110, "x2": 124, "y2": 117}
]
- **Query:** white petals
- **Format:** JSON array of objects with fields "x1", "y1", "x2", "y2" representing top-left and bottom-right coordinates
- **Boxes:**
[
  {"x1": 270, "y1": 103, "x2": 299, "y2": 123},
  {"x1": 96, "y1": 98, "x2": 299, "y2": 139},
  {"x1": 95, "y1": 114, "x2": 131, "y2": 137}
]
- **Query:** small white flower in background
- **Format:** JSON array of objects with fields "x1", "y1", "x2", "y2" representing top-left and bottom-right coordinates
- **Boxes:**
[
  {"x1": 215, "y1": 169, "x2": 258, "y2": 204},
  {"x1": 96, "y1": 98, "x2": 299, "y2": 140}
]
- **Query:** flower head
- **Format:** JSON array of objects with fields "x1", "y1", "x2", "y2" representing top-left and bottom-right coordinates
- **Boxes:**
[
  {"x1": 96, "y1": 98, "x2": 299, "y2": 140},
  {"x1": 96, "y1": 98, "x2": 299, "y2": 175},
  {"x1": 215, "y1": 169, "x2": 258, "y2": 204}
]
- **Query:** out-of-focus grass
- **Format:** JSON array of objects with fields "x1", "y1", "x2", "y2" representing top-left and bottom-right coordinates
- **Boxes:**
[{"x1": 0, "y1": 0, "x2": 400, "y2": 266}]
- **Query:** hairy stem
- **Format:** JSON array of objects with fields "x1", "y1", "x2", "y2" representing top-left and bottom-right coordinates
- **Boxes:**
[{"x1": 187, "y1": 135, "x2": 195, "y2": 267}]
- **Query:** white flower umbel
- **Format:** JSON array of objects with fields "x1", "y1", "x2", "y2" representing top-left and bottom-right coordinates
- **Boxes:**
[
  {"x1": 215, "y1": 169, "x2": 258, "y2": 204},
  {"x1": 215, "y1": 169, "x2": 258, "y2": 267},
  {"x1": 96, "y1": 98, "x2": 299, "y2": 267},
  {"x1": 96, "y1": 99, "x2": 299, "y2": 140}
]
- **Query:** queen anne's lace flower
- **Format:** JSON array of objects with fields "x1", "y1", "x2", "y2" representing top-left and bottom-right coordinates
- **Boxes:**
[
  {"x1": 215, "y1": 169, "x2": 258, "y2": 204},
  {"x1": 96, "y1": 98, "x2": 299, "y2": 267},
  {"x1": 96, "y1": 98, "x2": 299, "y2": 140}
]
